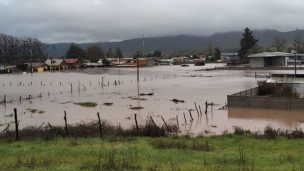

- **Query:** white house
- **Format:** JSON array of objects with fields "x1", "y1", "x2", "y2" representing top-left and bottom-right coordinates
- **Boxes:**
[{"x1": 248, "y1": 52, "x2": 304, "y2": 67}]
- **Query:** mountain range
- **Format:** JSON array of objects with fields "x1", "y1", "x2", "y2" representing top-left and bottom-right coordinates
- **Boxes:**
[{"x1": 46, "y1": 29, "x2": 304, "y2": 57}]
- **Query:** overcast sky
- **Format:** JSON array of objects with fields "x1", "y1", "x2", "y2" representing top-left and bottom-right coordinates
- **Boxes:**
[{"x1": 1, "y1": 0, "x2": 304, "y2": 43}]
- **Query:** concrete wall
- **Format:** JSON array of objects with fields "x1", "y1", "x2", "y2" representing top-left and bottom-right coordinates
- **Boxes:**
[
  {"x1": 228, "y1": 87, "x2": 304, "y2": 111},
  {"x1": 250, "y1": 57, "x2": 264, "y2": 67}
]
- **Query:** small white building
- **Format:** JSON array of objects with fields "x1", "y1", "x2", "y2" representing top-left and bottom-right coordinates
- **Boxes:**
[{"x1": 248, "y1": 52, "x2": 304, "y2": 67}]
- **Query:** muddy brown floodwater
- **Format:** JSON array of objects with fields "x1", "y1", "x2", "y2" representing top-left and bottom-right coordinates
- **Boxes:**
[{"x1": 1, "y1": 64, "x2": 304, "y2": 135}]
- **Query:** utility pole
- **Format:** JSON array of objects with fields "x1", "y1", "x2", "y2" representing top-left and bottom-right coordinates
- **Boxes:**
[{"x1": 135, "y1": 50, "x2": 141, "y2": 82}]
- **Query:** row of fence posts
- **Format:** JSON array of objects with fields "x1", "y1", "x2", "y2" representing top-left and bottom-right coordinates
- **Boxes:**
[
  {"x1": 8, "y1": 108, "x2": 104, "y2": 140},
  {"x1": 8, "y1": 101, "x2": 227, "y2": 139}
]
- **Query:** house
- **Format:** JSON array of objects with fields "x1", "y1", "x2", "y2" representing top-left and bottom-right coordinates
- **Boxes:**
[
  {"x1": 63, "y1": 59, "x2": 83, "y2": 69},
  {"x1": 248, "y1": 52, "x2": 304, "y2": 67},
  {"x1": 130, "y1": 58, "x2": 148, "y2": 66},
  {"x1": 25, "y1": 63, "x2": 47, "y2": 72},
  {"x1": 44, "y1": 59, "x2": 68, "y2": 71}
]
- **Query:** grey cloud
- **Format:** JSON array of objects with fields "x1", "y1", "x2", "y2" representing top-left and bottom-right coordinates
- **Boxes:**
[{"x1": 1, "y1": 0, "x2": 304, "y2": 43}]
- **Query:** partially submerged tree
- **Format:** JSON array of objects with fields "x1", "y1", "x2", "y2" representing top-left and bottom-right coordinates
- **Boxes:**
[
  {"x1": 238, "y1": 27, "x2": 259, "y2": 60},
  {"x1": 86, "y1": 45, "x2": 105, "y2": 62},
  {"x1": 272, "y1": 36, "x2": 287, "y2": 52},
  {"x1": 246, "y1": 45, "x2": 264, "y2": 58},
  {"x1": 214, "y1": 47, "x2": 221, "y2": 60},
  {"x1": 66, "y1": 43, "x2": 85, "y2": 59}
]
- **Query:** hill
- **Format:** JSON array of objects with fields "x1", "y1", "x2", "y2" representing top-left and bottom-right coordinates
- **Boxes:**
[{"x1": 46, "y1": 29, "x2": 304, "y2": 57}]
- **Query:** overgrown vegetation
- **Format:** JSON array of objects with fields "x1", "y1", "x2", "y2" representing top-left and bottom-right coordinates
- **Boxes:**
[
  {"x1": 258, "y1": 81, "x2": 300, "y2": 98},
  {"x1": 26, "y1": 108, "x2": 38, "y2": 113},
  {"x1": 131, "y1": 98, "x2": 147, "y2": 101},
  {"x1": 74, "y1": 102, "x2": 97, "y2": 107},
  {"x1": 0, "y1": 123, "x2": 304, "y2": 170}
]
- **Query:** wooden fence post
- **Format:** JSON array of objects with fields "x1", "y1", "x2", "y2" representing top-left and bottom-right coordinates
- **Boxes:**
[
  {"x1": 183, "y1": 113, "x2": 187, "y2": 123},
  {"x1": 176, "y1": 115, "x2": 179, "y2": 129},
  {"x1": 64, "y1": 111, "x2": 68, "y2": 136},
  {"x1": 134, "y1": 114, "x2": 139, "y2": 134},
  {"x1": 97, "y1": 112, "x2": 102, "y2": 138},
  {"x1": 150, "y1": 116, "x2": 157, "y2": 127},
  {"x1": 188, "y1": 110, "x2": 193, "y2": 121},
  {"x1": 194, "y1": 102, "x2": 199, "y2": 117},
  {"x1": 205, "y1": 101, "x2": 208, "y2": 113},
  {"x1": 199, "y1": 105, "x2": 202, "y2": 115},
  {"x1": 14, "y1": 108, "x2": 19, "y2": 140},
  {"x1": 161, "y1": 116, "x2": 170, "y2": 131}
]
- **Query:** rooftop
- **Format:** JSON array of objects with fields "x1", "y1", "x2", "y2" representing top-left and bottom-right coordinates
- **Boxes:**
[{"x1": 248, "y1": 52, "x2": 304, "y2": 58}]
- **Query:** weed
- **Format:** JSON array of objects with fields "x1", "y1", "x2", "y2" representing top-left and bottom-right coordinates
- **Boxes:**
[
  {"x1": 38, "y1": 110, "x2": 45, "y2": 114},
  {"x1": 27, "y1": 108, "x2": 37, "y2": 113},
  {"x1": 5, "y1": 114, "x2": 14, "y2": 117},
  {"x1": 131, "y1": 98, "x2": 147, "y2": 100},
  {"x1": 74, "y1": 102, "x2": 97, "y2": 107}
]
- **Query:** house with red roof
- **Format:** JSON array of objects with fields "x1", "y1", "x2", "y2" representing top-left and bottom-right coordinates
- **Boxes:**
[{"x1": 63, "y1": 59, "x2": 84, "y2": 69}]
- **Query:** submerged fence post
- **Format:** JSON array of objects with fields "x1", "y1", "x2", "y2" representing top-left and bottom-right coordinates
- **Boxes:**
[
  {"x1": 161, "y1": 116, "x2": 170, "y2": 131},
  {"x1": 176, "y1": 115, "x2": 179, "y2": 129},
  {"x1": 189, "y1": 110, "x2": 193, "y2": 121},
  {"x1": 71, "y1": 83, "x2": 72, "y2": 93},
  {"x1": 64, "y1": 111, "x2": 68, "y2": 136},
  {"x1": 194, "y1": 102, "x2": 199, "y2": 117},
  {"x1": 199, "y1": 105, "x2": 202, "y2": 115},
  {"x1": 205, "y1": 101, "x2": 208, "y2": 113},
  {"x1": 150, "y1": 116, "x2": 157, "y2": 127},
  {"x1": 134, "y1": 114, "x2": 139, "y2": 135},
  {"x1": 14, "y1": 108, "x2": 19, "y2": 140},
  {"x1": 183, "y1": 113, "x2": 187, "y2": 123},
  {"x1": 97, "y1": 112, "x2": 102, "y2": 138}
]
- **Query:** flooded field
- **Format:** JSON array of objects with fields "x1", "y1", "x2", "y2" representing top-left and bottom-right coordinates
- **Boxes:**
[{"x1": 1, "y1": 64, "x2": 304, "y2": 135}]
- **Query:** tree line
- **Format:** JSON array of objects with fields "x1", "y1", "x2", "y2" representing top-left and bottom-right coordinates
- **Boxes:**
[{"x1": 0, "y1": 33, "x2": 47, "y2": 65}]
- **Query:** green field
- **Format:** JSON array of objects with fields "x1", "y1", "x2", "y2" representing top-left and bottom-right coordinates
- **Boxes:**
[{"x1": 1, "y1": 132, "x2": 304, "y2": 170}]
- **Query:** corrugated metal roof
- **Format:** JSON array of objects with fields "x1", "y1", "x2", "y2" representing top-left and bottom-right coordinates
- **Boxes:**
[
  {"x1": 25, "y1": 63, "x2": 45, "y2": 67},
  {"x1": 248, "y1": 52, "x2": 304, "y2": 58},
  {"x1": 45, "y1": 60, "x2": 64, "y2": 66}
]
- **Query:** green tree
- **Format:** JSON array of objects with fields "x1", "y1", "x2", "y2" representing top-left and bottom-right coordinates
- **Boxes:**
[
  {"x1": 116, "y1": 47, "x2": 123, "y2": 59},
  {"x1": 238, "y1": 27, "x2": 259, "y2": 60},
  {"x1": 86, "y1": 45, "x2": 105, "y2": 62},
  {"x1": 66, "y1": 43, "x2": 85, "y2": 59},
  {"x1": 246, "y1": 45, "x2": 264, "y2": 57},
  {"x1": 106, "y1": 48, "x2": 117, "y2": 58},
  {"x1": 102, "y1": 58, "x2": 111, "y2": 66},
  {"x1": 153, "y1": 50, "x2": 161, "y2": 57},
  {"x1": 214, "y1": 47, "x2": 221, "y2": 60}
]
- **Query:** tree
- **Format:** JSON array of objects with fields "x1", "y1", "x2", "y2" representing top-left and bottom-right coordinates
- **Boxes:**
[
  {"x1": 214, "y1": 47, "x2": 221, "y2": 60},
  {"x1": 238, "y1": 27, "x2": 259, "y2": 60},
  {"x1": 206, "y1": 43, "x2": 213, "y2": 58},
  {"x1": 86, "y1": 45, "x2": 105, "y2": 62},
  {"x1": 66, "y1": 43, "x2": 85, "y2": 59},
  {"x1": 272, "y1": 36, "x2": 287, "y2": 52},
  {"x1": 106, "y1": 48, "x2": 117, "y2": 58},
  {"x1": 102, "y1": 58, "x2": 111, "y2": 66},
  {"x1": 153, "y1": 50, "x2": 161, "y2": 57},
  {"x1": 246, "y1": 45, "x2": 264, "y2": 57},
  {"x1": 116, "y1": 47, "x2": 123, "y2": 59}
]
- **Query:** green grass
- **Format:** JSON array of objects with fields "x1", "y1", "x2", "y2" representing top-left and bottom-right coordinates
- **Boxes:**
[
  {"x1": 38, "y1": 110, "x2": 45, "y2": 114},
  {"x1": 0, "y1": 123, "x2": 4, "y2": 127},
  {"x1": 74, "y1": 102, "x2": 97, "y2": 107},
  {"x1": 0, "y1": 134, "x2": 304, "y2": 170},
  {"x1": 131, "y1": 98, "x2": 147, "y2": 100},
  {"x1": 26, "y1": 108, "x2": 38, "y2": 113},
  {"x1": 4, "y1": 114, "x2": 14, "y2": 117}
]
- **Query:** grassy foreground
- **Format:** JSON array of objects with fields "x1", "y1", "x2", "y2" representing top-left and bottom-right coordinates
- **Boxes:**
[{"x1": 0, "y1": 133, "x2": 304, "y2": 170}]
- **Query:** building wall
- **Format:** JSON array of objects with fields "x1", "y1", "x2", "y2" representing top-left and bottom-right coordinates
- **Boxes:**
[
  {"x1": 250, "y1": 57, "x2": 264, "y2": 67},
  {"x1": 272, "y1": 56, "x2": 285, "y2": 66},
  {"x1": 228, "y1": 87, "x2": 304, "y2": 111}
]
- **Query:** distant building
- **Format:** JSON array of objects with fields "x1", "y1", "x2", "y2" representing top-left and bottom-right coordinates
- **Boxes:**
[
  {"x1": 45, "y1": 59, "x2": 68, "y2": 71},
  {"x1": 63, "y1": 59, "x2": 83, "y2": 69},
  {"x1": 248, "y1": 52, "x2": 304, "y2": 67},
  {"x1": 221, "y1": 53, "x2": 238, "y2": 59}
]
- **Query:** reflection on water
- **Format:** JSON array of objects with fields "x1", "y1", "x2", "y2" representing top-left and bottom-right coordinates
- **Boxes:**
[{"x1": 1, "y1": 64, "x2": 304, "y2": 135}]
